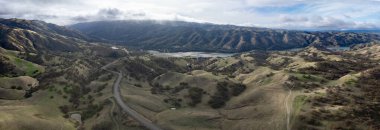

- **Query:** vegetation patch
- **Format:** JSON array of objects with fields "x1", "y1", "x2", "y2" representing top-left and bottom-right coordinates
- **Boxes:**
[
  {"x1": 92, "y1": 121, "x2": 113, "y2": 130},
  {"x1": 9, "y1": 55, "x2": 44, "y2": 77},
  {"x1": 82, "y1": 104, "x2": 104, "y2": 120},
  {"x1": 299, "y1": 60, "x2": 375, "y2": 80},
  {"x1": 293, "y1": 95, "x2": 308, "y2": 116},
  {"x1": 297, "y1": 67, "x2": 380, "y2": 130},
  {"x1": 170, "y1": 116, "x2": 219, "y2": 128},
  {"x1": 187, "y1": 87, "x2": 204, "y2": 107},
  {"x1": 208, "y1": 82, "x2": 246, "y2": 109}
]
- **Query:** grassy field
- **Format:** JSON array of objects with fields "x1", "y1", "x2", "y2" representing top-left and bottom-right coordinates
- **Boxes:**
[
  {"x1": 0, "y1": 76, "x2": 39, "y2": 100},
  {"x1": 7, "y1": 55, "x2": 45, "y2": 77},
  {"x1": 0, "y1": 76, "x2": 38, "y2": 89},
  {"x1": 156, "y1": 108, "x2": 220, "y2": 130},
  {"x1": 0, "y1": 90, "x2": 75, "y2": 130},
  {"x1": 290, "y1": 73, "x2": 324, "y2": 82},
  {"x1": 292, "y1": 95, "x2": 308, "y2": 119}
]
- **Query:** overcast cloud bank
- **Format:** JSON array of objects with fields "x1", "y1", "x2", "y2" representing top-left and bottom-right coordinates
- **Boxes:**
[{"x1": 1, "y1": 0, "x2": 380, "y2": 30}]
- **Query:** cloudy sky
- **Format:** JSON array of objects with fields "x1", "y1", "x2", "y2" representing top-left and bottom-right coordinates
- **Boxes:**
[{"x1": 1, "y1": 0, "x2": 380, "y2": 30}]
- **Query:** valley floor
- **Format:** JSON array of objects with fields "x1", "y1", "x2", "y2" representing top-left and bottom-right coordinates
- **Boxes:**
[{"x1": 1, "y1": 43, "x2": 380, "y2": 130}]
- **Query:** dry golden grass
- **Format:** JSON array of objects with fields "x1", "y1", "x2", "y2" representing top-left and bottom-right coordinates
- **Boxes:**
[
  {"x1": 0, "y1": 90, "x2": 75, "y2": 130},
  {"x1": 0, "y1": 76, "x2": 38, "y2": 89}
]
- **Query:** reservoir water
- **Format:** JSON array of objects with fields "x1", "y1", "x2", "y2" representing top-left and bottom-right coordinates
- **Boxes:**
[
  {"x1": 148, "y1": 47, "x2": 350, "y2": 58},
  {"x1": 148, "y1": 51, "x2": 235, "y2": 58}
]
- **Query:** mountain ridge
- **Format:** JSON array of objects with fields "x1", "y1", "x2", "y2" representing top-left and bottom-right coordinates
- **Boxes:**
[
  {"x1": 0, "y1": 18, "x2": 88, "y2": 52},
  {"x1": 71, "y1": 20, "x2": 380, "y2": 52}
]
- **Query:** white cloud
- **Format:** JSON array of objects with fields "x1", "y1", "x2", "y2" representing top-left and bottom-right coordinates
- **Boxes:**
[{"x1": 0, "y1": 0, "x2": 379, "y2": 30}]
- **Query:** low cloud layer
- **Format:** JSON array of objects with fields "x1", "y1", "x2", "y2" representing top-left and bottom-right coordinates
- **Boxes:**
[{"x1": 1, "y1": 0, "x2": 380, "y2": 30}]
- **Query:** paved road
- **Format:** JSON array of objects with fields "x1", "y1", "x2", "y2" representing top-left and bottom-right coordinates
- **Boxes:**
[{"x1": 102, "y1": 61, "x2": 163, "y2": 130}]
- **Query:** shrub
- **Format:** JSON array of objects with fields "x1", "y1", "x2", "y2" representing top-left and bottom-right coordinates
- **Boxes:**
[
  {"x1": 266, "y1": 72, "x2": 275, "y2": 77},
  {"x1": 16, "y1": 86, "x2": 23, "y2": 90},
  {"x1": 92, "y1": 121, "x2": 113, "y2": 130},
  {"x1": 163, "y1": 98, "x2": 182, "y2": 108},
  {"x1": 208, "y1": 82, "x2": 247, "y2": 108},
  {"x1": 208, "y1": 82, "x2": 230, "y2": 109},
  {"x1": 208, "y1": 96, "x2": 226, "y2": 109},
  {"x1": 187, "y1": 87, "x2": 203, "y2": 107},
  {"x1": 82, "y1": 104, "x2": 103, "y2": 120},
  {"x1": 59, "y1": 105, "x2": 70, "y2": 114},
  {"x1": 230, "y1": 84, "x2": 246, "y2": 96}
]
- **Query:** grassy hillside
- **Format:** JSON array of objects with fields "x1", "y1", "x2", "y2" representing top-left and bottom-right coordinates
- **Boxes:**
[
  {"x1": 1, "y1": 19, "x2": 380, "y2": 130},
  {"x1": 1, "y1": 43, "x2": 379, "y2": 130},
  {"x1": 0, "y1": 49, "x2": 44, "y2": 77},
  {"x1": 8, "y1": 55, "x2": 44, "y2": 76},
  {"x1": 102, "y1": 44, "x2": 380, "y2": 130}
]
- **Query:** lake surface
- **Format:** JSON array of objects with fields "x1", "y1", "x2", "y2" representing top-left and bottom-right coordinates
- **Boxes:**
[
  {"x1": 148, "y1": 50, "x2": 235, "y2": 58},
  {"x1": 148, "y1": 47, "x2": 351, "y2": 58}
]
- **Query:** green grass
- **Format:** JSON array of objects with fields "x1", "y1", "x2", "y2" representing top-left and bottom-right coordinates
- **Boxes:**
[
  {"x1": 293, "y1": 95, "x2": 308, "y2": 116},
  {"x1": 0, "y1": 88, "x2": 25, "y2": 100},
  {"x1": 344, "y1": 79, "x2": 357, "y2": 86},
  {"x1": 261, "y1": 77, "x2": 273, "y2": 85},
  {"x1": 170, "y1": 116, "x2": 219, "y2": 128},
  {"x1": 2, "y1": 49, "x2": 44, "y2": 77},
  {"x1": 290, "y1": 95, "x2": 309, "y2": 130},
  {"x1": 291, "y1": 73, "x2": 325, "y2": 82},
  {"x1": 3, "y1": 49, "x2": 20, "y2": 56},
  {"x1": 8, "y1": 55, "x2": 44, "y2": 76},
  {"x1": 0, "y1": 88, "x2": 75, "y2": 130}
]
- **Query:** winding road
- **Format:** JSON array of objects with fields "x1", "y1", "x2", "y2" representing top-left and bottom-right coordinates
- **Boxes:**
[{"x1": 102, "y1": 60, "x2": 163, "y2": 130}]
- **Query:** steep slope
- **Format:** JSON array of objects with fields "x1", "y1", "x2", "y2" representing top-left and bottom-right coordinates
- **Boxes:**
[
  {"x1": 71, "y1": 20, "x2": 380, "y2": 52},
  {"x1": 0, "y1": 18, "x2": 87, "y2": 52},
  {"x1": 0, "y1": 48, "x2": 44, "y2": 77}
]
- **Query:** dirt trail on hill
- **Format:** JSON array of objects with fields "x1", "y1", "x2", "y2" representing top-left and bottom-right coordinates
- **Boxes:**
[{"x1": 284, "y1": 86, "x2": 294, "y2": 130}]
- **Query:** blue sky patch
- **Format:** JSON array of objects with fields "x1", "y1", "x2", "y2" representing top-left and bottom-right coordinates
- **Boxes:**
[{"x1": 248, "y1": 4, "x2": 308, "y2": 14}]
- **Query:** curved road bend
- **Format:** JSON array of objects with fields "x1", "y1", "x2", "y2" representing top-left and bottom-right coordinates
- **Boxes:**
[{"x1": 102, "y1": 62, "x2": 163, "y2": 130}]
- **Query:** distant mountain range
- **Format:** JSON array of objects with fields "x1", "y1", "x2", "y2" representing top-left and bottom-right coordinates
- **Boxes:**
[
  {"x1": 0, "y1": 18, "x2": 380, "y2": 53},
  {"x1": 342, "y1": 29, "x2": 380, "y2": 34},
  {"x1": 0, "y1": 18, "x2": 87, "y2": 52},
  {"x1": 71, "y1": 20, "x2": 380, "y2": 52}
]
